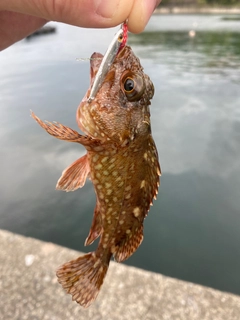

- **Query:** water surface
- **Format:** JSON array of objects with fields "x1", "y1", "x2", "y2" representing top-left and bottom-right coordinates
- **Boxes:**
[{"x1": 1, "y1": 15, "x2": 240, "y2": 295}]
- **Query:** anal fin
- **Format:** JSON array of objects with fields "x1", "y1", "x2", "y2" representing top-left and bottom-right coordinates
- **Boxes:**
[
  {"x1": 56, "y1": 154, "x2": 89, "y2": 192},
  {"x1": 114, "y1": 224, "x2": 143, "y2": 263},
  {"x1": 85, "y1": 201, "x2": 102, "y2": 246}
]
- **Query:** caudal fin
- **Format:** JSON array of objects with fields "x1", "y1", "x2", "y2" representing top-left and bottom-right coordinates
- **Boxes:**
[{"x1": 56, "y1": 252, "x2": 110, "y2": 308}]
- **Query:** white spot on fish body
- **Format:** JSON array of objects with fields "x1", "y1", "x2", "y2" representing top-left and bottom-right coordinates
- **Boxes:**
[
  {"x1": 105, "y1": 182, "x2": 112, "y2": 189},
  {"x1": 101, "y1": 156, "x2": 109, "y2": 163},
  {"x1": 95, "y1": 163, "x2": 102, "y2": 170},
  {"x1": 107, "y1": 208, "x2": 113, "y2": 213},
  {"x1": 106, "y1": 189, "x2": 112, "y2": 195},
  {"x1": 110, "y1": 157, "x2": 116, "y2": 163},
  {"x1": 96, "y1": 172, "x2": 101, "y2": 178},
  {"x1": 93, "y1": 146, "x2": 104, "y2": 152},
  {"x1": 108, "y1": 163, "x2": 115, "y2": 170},
  {"x1": 140, "y1": 180, "x2": 146, "y2": 188},
  {"x1": 99, "y1": 192, "x2": 104, "y2": 199},
  {"x1": 133, "y1": 207, "x2": 141, "y2": 217},
  {"x1": 118, "y1": 181, "x2": 124, "y2": 187}
]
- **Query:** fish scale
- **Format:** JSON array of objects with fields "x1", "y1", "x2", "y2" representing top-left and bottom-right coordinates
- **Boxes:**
[{"x1": 31, "y1": 45, "x2": 160, "y2": 308}]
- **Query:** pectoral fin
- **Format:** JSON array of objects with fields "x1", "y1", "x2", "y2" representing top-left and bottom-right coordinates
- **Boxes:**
[
  {"x1": 56, "y1": 154, "x2": 90, "y2": 192},
  {"x1": 31, "y1": 111, "x2": 94, "y2": 147}
]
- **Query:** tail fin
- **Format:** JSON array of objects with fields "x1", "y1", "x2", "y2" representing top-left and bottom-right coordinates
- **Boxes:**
[{"x1": 56, "y1": 252, "x2": 110, "y2": 308}]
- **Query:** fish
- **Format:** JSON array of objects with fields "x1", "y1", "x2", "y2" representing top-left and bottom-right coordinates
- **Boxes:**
[{"x1": 31, "y1": 45, "x2": 161, "y2": 308}]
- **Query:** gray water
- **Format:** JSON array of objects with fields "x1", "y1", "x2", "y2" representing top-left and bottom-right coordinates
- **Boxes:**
[{"x1": 1, "y1": 14, "x2": 240, "y2": 295}]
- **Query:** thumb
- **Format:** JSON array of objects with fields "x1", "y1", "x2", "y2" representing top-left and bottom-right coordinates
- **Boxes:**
[{"x1": 1, "y1": 0, "x2": 161, "y2": 33}]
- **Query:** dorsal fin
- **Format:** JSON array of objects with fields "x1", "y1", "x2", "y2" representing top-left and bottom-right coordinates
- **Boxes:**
[{"x1": 56, "y1": 154, "x2": 89, "y2": 192}]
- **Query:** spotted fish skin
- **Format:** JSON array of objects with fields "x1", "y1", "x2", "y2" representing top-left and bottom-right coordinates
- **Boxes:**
[{"x1": 31, "y1": 45, "x2": 160, "y2": 308}]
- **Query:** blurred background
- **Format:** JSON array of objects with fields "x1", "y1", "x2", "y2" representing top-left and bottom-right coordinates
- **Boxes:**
[{"x1": 1, "y1": 2, "x2": 240, "y2": 296}]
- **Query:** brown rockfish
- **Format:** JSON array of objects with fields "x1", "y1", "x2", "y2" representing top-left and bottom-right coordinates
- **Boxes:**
[{"x1": 31, "y1": 45, "x2": 160, "y2": 307}]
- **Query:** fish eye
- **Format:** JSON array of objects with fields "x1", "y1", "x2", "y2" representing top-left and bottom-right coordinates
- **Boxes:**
[
  {"x1": 121, "y1": 71, "x2": 145, "y2": 102},
  {"x1": 124, "y1": 78, "x2": 135, "y2": 92}
]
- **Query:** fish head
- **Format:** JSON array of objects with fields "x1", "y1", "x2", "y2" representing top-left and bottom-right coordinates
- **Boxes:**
[{"x1": 77, "y1": 46, "x2": 154, "y2": 145}]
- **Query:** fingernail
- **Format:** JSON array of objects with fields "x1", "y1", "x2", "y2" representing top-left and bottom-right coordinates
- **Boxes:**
[{"x1": 94, "y1": 0, "x2": 119, "y2": 19}]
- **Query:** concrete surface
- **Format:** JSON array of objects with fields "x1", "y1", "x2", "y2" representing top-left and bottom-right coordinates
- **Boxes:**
[{"x1": 1, "y1": 229, "x2": 240, "y2": 320}]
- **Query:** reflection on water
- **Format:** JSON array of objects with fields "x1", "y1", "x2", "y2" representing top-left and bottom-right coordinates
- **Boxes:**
[
  {"x1": 130, "y1": 31, "x2": 240, "y2": 70},
  {"x1": 1, "y1": 15, "x2": 240, "y2": 295}
]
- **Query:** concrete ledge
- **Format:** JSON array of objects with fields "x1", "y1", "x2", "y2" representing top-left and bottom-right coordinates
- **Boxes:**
[{"x1": 1, "y1": 229, "x2": 240, "y2": 320}]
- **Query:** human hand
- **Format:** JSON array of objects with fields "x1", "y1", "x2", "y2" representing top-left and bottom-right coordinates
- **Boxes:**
[{"x1": 0, "y1": 0, "x2": 161, "y2": 51}]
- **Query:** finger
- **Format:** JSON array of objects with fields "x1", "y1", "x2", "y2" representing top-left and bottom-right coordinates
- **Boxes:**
[
  {"x1": 0, "y1": 0, "x2": 132, "y2": 27},
  {"x1": 0, "y1": 0, "x2": 160, "y2": 32},
  {"x1": 128, "y1": 0, "x2": 161, "y2": 33},
  {"x1": 0, "y1": 11, "x2": 47, "y2": 51}
]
